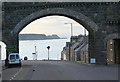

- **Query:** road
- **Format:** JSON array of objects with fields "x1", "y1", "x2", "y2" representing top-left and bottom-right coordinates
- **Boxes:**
[{"x1": 2, "y1": 60, "x2": 118, "y2": 80}]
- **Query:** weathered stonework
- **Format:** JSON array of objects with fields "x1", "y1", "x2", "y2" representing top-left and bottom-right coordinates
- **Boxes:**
[{"x1": 2, "y1": 2, "x2": 120, "y2": 65}]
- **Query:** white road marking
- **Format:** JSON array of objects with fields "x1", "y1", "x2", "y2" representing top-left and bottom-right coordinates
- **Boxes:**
[{"x1": 9, "y1": 67, "x2": 22, "y2": 81}]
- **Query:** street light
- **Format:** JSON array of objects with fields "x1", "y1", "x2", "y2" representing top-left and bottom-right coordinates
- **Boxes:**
[
  {"x1": 47, "y1": 46, "x2": 50, "y2": 60},
  {"x1": 64, "y1": 23, "x2": 74, "y2": 61},
  {"x1": 64, "y1": 23, "x2": 73, "y2": 42}
]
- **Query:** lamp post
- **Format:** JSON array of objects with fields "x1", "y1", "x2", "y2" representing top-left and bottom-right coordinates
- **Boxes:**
[
  {"x1": 64, "y1": 23, "x2": 73, "y2": 42},
  {"x1": 47, "y1": 46, "x2": 50, "y2": 60},
  {"x1": 64, "y1": 23, "x2": 73, "y2": 61}
]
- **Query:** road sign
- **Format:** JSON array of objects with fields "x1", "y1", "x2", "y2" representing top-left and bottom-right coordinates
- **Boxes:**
[
  {"x1": 6, "y1": 45, "x2": 16, "y2": 51},
  {"x1": 47, "y1": 46, "x2": 50, "y2": 60},
  {"x1": 90, "y1": 58, "x2": 96, "y2": 64},
  {"x1": 47, "y1": 46, "x2": 50, "y2": 50}
]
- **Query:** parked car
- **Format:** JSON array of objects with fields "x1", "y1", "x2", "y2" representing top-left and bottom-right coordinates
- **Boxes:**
[{"x1": 8, "y1": 53, "x2": 21, "y2": 67}]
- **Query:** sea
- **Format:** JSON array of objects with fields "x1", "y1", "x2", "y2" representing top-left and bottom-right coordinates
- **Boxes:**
[{"x1": 19, "y1": 39, "x2": 69, "y2": 60}]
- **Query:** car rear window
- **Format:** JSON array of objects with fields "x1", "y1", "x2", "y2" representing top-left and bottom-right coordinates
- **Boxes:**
[
  {"x1": 16, "y1": 55, "x2": 19, "y2": 59},
  {"x1": 10, "y1": 55, "x2": 15, "y2": 60}
]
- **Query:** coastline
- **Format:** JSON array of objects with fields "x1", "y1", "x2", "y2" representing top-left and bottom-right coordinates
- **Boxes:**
[{"x1": 19, "y1": 38, "x2": 67, "y2": 41}]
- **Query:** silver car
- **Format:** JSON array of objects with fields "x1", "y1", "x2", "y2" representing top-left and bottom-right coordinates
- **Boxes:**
[{"x1": 8, "y1": 53, "x2": 21, "y2": 67}]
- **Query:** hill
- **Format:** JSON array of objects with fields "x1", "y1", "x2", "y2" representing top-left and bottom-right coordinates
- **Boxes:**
[{"x1": 19, "y1": 34, "x2": 61, "y2": 40}]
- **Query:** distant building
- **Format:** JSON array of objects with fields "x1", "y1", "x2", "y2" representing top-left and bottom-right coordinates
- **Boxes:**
[
  {"x1": 79, "y1": 44, "x2": 88, "y2": 63},
  {"x1": 61, "y1": 42, "x2": 73, "y2": 61},
  {"x1": 70, "y1": 42, "x2": 80, "y2": 61},
  {"x1": 61, "y1": 34, "x2": 88, "y2": 63},
  {"x1": 65, "y1": 42, "x2": 73, "y2": 61},
  {"x1": 61, "y1": 47, "x2": 67, "y2": 60}
]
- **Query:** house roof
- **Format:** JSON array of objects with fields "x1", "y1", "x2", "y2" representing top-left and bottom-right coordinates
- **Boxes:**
[{"x1": 75, "y1": 36, "x2": 88, "y2": 52}]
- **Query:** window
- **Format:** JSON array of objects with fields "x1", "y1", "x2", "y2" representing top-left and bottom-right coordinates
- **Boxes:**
[
  {"x1": 10, "y1": 55, "x2": 15, "y2": 60},
  {"x1": 16, "y1": 55, "x2": 19, "y2": 59}
]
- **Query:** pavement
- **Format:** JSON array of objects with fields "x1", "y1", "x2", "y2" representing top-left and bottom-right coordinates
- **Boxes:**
[
  {"x1": 2, "y1": 60, "x2": 118, "y2": 80},
  {"x1": 76, "y1": 61, "x2": 118, "y2": 67}
]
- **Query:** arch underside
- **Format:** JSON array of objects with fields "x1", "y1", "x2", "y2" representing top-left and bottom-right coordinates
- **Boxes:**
[{"x1": 12, "y1": 8, "x2": 99, "y2": 35}]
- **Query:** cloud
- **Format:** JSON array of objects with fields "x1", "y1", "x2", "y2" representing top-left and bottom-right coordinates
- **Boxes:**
[{"x1": 37, "y1": 18, "x2": 57, "y2": 25}]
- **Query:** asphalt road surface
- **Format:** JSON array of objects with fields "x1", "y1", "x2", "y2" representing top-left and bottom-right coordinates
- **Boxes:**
[{"x1": 2, "y1": 60, "x2": 118, "y2": 80}]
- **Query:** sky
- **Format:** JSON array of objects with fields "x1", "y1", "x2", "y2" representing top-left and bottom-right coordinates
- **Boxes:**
[{"x1": 20, "y1": 15, "x2": 88, "y2": 38}]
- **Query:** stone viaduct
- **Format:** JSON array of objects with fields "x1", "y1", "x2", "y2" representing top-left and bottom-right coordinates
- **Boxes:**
[{"x1": 1, "y1": 2, "x2": 120, "y2": 65}]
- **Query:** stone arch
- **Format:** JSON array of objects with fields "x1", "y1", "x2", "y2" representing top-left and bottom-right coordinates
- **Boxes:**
[
  {"x1": 8, "y1": 8, "x2": 101, "y2": 64},
  {"x1": 11, "y1": 8, "x2": 99, "y2": 35}
]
